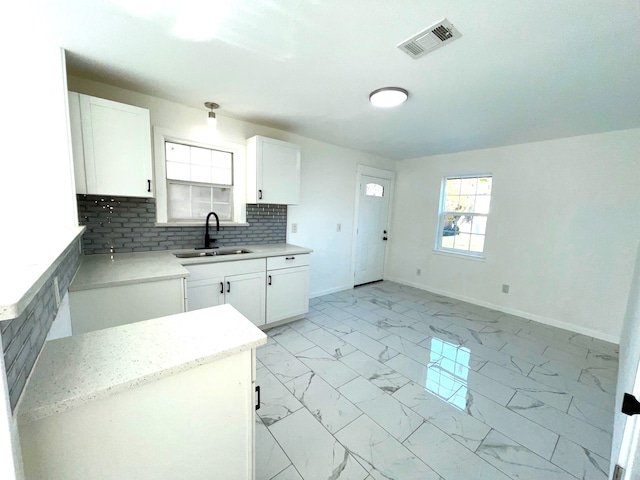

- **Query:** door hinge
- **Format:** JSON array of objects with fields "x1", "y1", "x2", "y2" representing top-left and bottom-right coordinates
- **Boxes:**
[
  {"x1": 613, "y1": 464, "x2": 625, "y2": 480},
  {"x1": 622, "y1": 393, "x2": 640, "y2": 416}
]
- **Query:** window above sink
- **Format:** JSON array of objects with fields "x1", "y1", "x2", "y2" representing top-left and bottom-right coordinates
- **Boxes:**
[{"x1": 153, "y1": 127, "x2": 248, "y2": 226}]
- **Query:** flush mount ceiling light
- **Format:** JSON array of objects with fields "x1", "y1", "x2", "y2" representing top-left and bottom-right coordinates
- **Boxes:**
[
  {"x1": 205, "y1": 101, "x2": 219, "y2": 128},
  {"x1": 369, "y1": 87, "x2": 409, "y2": 108}
]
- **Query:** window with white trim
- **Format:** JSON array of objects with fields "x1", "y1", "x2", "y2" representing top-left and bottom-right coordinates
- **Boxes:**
[
  {"x1": 165, "y1": 141, "x2": 233, "y2": 221},
  {"x1": 435, "y1": 174, "x2": 492, "y2": 256}
]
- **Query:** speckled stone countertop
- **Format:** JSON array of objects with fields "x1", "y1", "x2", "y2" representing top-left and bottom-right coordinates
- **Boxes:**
[
  {"x1": 70, "y1": 243, "x2": 312, "y2": 291},
  {"x1": 69, "y1": 251, "x2": 189, "y2": 291},
  {"x1": 0, "y1": 226, "x2": 85, "y2": 320},
  {"x1": 17, "y1": 304, "x2": 267, "y2": 424}
]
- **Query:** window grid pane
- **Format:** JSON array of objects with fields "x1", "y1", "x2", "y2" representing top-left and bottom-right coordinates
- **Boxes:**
[
  {"x1": 167, "y1": 181, "x2": 232, "y2": 221},
  {"x1": 165, "y1": 140, "x2": 234, "y2": 222},
  {"x1": 437, "y1": 175, "x2": 492, "y2": 255},
  {"x1": 365, "y1": 183, "x2": 384, "y2": 197},
  {"x1": 165, "y1": 142, "x2": 233, "y2": 186}
]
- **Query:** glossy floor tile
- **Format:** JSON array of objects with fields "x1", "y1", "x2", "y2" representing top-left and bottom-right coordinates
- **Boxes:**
[{"x1": 255, "y1": 281, "x2": 618, "y2": 480}]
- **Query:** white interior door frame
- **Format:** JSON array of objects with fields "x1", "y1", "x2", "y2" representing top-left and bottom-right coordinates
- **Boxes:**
[
  {"x1": 350, "y1": 165, "x2": 395, "y2": 288},
  {"x1": 612, "y1": 241, "x2": 640, "y2": 478}
]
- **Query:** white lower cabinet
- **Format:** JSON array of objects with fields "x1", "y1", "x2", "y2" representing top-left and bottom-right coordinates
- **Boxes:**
[
  {"x1": 69, "y1": 278, "x2": 185, "y2": 335},
  {"x1": 185, "y1": 259, "x2": 266, "y2": 327},
  {"x1": 185, "y1": 255, "x2": 310, "y2": 328},
  {"x1": 19, "y1": 330, "x2": 260, "y2": 480},
  {"x1": 266, "y1": 255, "x2": 310, "y2": 324}
]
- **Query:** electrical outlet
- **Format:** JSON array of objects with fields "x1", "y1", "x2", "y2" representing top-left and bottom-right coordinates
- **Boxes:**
[
  {"x1": 337, "y1": 223, "x2": 341, "y2": 232},
  {"x1": 291, "y1": 223, "x2": 298, "y2": 233},
  {"x1": 502, "y1": 284, "x2": 510, "y2": 294},
  {"x1": 53, "y1": 276, "x2": 61, "y2": 308},
  {"x1": 416, "y1": 268, "x2": 422, "y2": 276}
]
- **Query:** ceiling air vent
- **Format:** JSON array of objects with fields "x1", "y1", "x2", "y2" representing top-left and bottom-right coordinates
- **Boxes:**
[{"x1": 398, "y1": 19, "x2": 462, "y2": 59}]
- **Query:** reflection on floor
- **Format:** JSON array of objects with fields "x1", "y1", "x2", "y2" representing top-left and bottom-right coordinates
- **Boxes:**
[{"x1": 255, "y1": 281, "x2": 618, "y2": 480}]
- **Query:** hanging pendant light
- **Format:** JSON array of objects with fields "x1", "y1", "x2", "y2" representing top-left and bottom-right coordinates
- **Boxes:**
[{"x1": 205, "y1": 102, "x2": 219, "y2": 129}]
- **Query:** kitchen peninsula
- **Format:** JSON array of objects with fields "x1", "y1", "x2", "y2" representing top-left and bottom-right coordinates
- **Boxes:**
[{"x1": 17, "y1": 304, "x2": 267, "y2": 480}]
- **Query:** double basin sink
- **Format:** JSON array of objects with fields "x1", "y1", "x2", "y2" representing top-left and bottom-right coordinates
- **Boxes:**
[{"x1": 173, "y1": 248, "x2": 253, "y2": 259}]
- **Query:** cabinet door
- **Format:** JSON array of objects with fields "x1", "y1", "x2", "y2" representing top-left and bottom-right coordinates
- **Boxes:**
[
  {"x1": 68, "y1": 92, "x2": 87, "y2": 194},
  {"x1": 225, "y1": 271, "x2": 266, "y2": 327},
  {"x1": 266, "y1": 266, "x2": 309, "y2": 324},
  {"x1": 186, "y1": 277, "x2": 225, "y2": 312},
  {"x1": 259, "y1": 138, "x2": 300, "y2": 205},
  {"x1": 79, "y1": 94, "x2": 153, "y2": 198}
]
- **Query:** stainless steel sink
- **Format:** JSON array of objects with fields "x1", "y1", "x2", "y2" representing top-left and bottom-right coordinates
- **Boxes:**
[{"x1": 174, "y1": 249, "x2": 252, "y2": 259}]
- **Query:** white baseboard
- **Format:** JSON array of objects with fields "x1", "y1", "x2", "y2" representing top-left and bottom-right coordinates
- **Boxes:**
[
  {"x1": 385, "y1": 276, "x2": 620, "y2": 344},
  {"x1": 310, "y1": 285, "x2": 353, "y2": 299}
]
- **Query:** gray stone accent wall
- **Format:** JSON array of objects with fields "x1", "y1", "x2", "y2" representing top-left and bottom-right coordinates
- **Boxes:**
[
  {"x1": 1, "y1": 240, "x2": 82, "y2": 411},
  {"x1": 77, "y1": 195, "x2": 287, "y2": 255}
]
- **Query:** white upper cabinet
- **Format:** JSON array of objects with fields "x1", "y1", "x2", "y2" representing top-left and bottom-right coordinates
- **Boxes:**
[
  {"x1": 246, "y1": 135, "x2": 300, "y2": 205},
  {"x1": 68, "y1": 92, "x2": 153, "y2": 198}
]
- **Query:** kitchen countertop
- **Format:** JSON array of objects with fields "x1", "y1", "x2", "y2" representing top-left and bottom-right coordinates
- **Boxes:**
[
  {"x1": 0, "y1": 226, "x2": 85, "y2": 321},
  {"x1": 70, "y1": 243, "x2": 313, "y2": 291},
  {"x1": 17, "y1": 304, "x2": 267, "y2": 424},
  {"x1": 69, "y1": 250, "x2": 189, "y2": 291}
]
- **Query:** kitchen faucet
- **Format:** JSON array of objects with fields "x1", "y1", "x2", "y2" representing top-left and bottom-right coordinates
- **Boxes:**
[{"x1": 204, "y1": 211, "x2": 220, "y2": 249}]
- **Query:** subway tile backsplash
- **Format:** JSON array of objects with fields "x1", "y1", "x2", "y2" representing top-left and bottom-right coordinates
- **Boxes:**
[
  {"x1": 1, "y1": 240, "x2": 82, "y2": 411},
  {"x1": 77, "y1": 195, "x2": 287, "y2": 255},
  {"x1": 1, "y1": 198, "x2": 285, "y2": 412}
]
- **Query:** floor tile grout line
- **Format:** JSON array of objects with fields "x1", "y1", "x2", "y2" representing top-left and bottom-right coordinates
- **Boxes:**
[
  {"x1": 303, "y1": 292, "x2": 612, "y2": 434},
  {"x1": 475, "y1": 428, "x2": 582, "y2": 480},
  {"x1": 267, "y1": 323, "x2": 443, "y2": 474},
  {"x1": 260, "y1": 281, "x2": 617, "y2": 480},
  {"x1": 267, "y1": 373, "x2": 375, "y2": 477},
  {"x1": 258, "y1": 357, "x2": 356, "y2": 480}
]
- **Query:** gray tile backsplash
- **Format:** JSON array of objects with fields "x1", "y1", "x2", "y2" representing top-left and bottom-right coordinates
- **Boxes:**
[
  {"x1": 1, "y1": 240, "x2": 82, "y2": 411},
  {"x1": 77, "y1": 195, "x2": 287, "y2": 255},
  {"x1": 0, "y1": 196, "x2": 285, "y2": 412}
]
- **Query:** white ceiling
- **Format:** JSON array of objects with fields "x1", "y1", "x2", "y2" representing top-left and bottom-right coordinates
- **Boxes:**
[{"x1": 34, "y1": 0, "x2": 640, "y2": 160}]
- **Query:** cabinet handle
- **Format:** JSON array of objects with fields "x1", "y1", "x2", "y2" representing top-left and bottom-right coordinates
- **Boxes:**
[
  {"x1": 286, "y1": 256, "x2": 295, "y2": 260},
  {"x1": 147, "y1": 179, "x2": 151, "y2": 192},
  {"x1": 258, "y1": 189, "x2": 263, "y2": 200},
  {"x1": 220, "y1": 282, "x2": 224, "y2": 294},
  {"x1": 227, "y1": 281, "x2": 231, "y2": 293},
  {"x1": 255, "y1": 386, "x2": 261, "y2": 411},
  {"x1": 268, "y1": 275, "x2": 272, "y2": 286}
]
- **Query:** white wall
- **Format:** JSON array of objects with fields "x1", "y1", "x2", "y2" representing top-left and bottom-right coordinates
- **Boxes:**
[
  {"x1": 0, "y1": 20, "x2": 78, "y2": 480},
  {"x1": 387, "y1": 128, "x2": 640, "y2": 342},
  {"x1": 67, "y1": 76, "x2": 395, "y2": 297},
  {"x1": 1, "y1": 53, "x2": 77, "y2": 244}
]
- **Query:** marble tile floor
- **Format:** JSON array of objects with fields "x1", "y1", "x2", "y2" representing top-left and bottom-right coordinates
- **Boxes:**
[{"x1": 255, "y1": 281, "x2": 618, "y2": 480}]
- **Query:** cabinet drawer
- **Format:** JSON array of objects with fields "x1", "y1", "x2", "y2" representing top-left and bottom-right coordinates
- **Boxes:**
[
  {"x1": 185, "y1": 258, "x2": 265, "y2": 282},
  {"x1": 267, "y1": 254, "x2": 310, "y2": 270}
]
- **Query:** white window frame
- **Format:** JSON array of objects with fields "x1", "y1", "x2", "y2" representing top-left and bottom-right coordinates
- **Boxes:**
[
  {"x1": 434, "y1": 173, "x2": 492, "y2": 258},
  {"x1": 153, "y1": 127, "x2": 247, "y2": 226}
]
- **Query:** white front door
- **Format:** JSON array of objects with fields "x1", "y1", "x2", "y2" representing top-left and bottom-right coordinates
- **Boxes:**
[
  {"x1": 354, "y1": 175, "x2": 391, "y2": 286},
  {"x1": 611, "y1": 243, "x2": 640, "y2": 478}
]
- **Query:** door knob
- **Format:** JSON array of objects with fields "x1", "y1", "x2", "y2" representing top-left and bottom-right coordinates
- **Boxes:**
[{"x1": 622, "y1": 393, "x2": 640, "y2": 416}]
